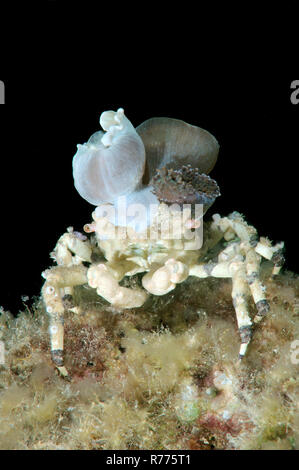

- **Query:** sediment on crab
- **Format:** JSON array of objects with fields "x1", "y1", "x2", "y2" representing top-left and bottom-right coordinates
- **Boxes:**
[{"x1": 151, "y1": 165, "x2": 220, "y2": 211}]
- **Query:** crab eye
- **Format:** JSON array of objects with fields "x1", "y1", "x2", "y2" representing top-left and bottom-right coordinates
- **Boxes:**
[{"x1": 73, "y1": 108, "x2": 146, "y2": 205}]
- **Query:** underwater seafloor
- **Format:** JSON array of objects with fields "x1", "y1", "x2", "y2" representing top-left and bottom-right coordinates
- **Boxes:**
[{"x1": 0, "y1": 262, "x2": 299, "y2": 450}]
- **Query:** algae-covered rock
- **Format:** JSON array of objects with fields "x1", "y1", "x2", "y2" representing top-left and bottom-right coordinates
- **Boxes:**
[{"x1": 0, "y1": 262, "x2": 299, "y2": 449}]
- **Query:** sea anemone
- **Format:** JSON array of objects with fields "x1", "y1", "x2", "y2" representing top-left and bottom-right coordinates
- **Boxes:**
[{"x1": 72, "y1": 109, "x2": 220, "y2": 229}]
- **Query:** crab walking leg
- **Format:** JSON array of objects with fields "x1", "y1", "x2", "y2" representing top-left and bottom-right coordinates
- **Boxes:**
[
  {"x1": 245, "y1": 246, "x2": 270, "y2": 323},
  {"x1": 190, "y1": 258, "x2": 253, "y2": 358},
  {"x1": 271, "y1": 246, "x2": 285, "y2": 276},
  {"x1": 230, "y1": 262, "x2": 253, "y2": 358},
  {"x1": 255, "y1": 239, "x2": 285, "y2": 276},
  {"x1": 189, "y1": 261, "x2": 231, "y2": 278},
  {"x1": 42, "y1": 265, "x2": 88, "y2": 376},
  {"x1": 213, "y1": 213, "x2": 285, "y2": 276}
]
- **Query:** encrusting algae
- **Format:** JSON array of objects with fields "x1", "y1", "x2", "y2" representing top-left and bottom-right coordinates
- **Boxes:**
[{"x1": 0, "y1": 262, "x2": 299, "y2": 450}]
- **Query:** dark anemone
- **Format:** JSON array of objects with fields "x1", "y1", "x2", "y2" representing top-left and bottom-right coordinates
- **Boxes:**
[{"x1": 151, "y1": 164, "x2": 220, "y2": 214}]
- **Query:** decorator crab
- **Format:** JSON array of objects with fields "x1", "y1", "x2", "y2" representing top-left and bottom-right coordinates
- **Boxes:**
[{"x1": 42, "y1": 108, "x2": 284, "y2": 376}]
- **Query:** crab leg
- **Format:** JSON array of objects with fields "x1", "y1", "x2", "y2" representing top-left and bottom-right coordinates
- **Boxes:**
[
  {"x1": 255, "y1": 239, "x2": 285, "y2": 276},
  {"x1": 42, "y1": 265, "x2": 88, "y2": 376},
  {"x1": 190, "y1": 257, "x2": 253, "y2": 358},
  {"x1": 230, "y1": 261, "x2": 253, "y2": 358},
  {"x1": 245, "y1": 246, "x2": 270, "y2": 323},
  {"x1": 189, "y1": 260, "x2": 231, "y2": 278}
]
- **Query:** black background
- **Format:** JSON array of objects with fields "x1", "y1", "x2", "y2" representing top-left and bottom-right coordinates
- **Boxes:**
[{"x1": 0, "y1": 2, "x2": 298, "y2": 314}]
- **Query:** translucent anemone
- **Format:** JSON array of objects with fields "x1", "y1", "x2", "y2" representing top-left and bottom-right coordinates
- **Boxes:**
[{"x1": 73, "y1": 108, "x2": 220, "y2": 231}]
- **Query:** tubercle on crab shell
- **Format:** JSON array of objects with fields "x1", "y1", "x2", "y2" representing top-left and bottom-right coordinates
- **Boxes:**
[{"x1": 150, "y1": 164, "x2": 221, "y2": 214}]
